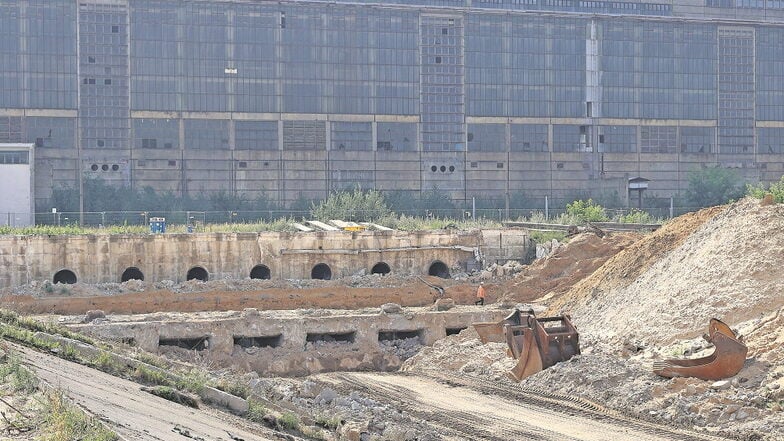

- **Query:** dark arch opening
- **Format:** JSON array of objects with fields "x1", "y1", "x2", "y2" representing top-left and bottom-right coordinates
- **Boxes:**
[
  {"x1": 428, "y1": 261, "x2": 450, "y2": 279},
  {"x1": 121, "y1": 267, "x2": 144, "y2": 282},
  {"x1": 53, "y1": 269, "x2": 77, "y2": 285},
  {"x1": 250, "y1": 264, "x2": 271, "y2": 280},
  {"x1": 311, "y1": 263, "x2": 332, "y2": 280},
  {"x1": 371, "y1": 262, "x2": 391, "y2": 276},
  {"x1": 186, "y1": 266, "x2": 209, "y2": 282}
]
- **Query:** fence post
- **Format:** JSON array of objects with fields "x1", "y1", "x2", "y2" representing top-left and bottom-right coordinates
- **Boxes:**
[
  {"x1": 472, "y1": 197, "x2": 476, "y2": 220},
  {"x1": 545, "y1": 196, "x2": 549, "y2": 220},
  {"x1": 669, "y1": 196, "x2": 674, "y2": 219}
]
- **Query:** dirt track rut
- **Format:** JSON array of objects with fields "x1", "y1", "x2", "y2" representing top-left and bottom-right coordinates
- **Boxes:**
[{"x1": 320, "y1": 372, "x2": 731, "y2": 441}]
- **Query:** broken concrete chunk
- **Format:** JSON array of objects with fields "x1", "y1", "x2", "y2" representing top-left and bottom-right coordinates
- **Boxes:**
[
  {"x1": 242, "y1": 308, "x2": 260, "y2": 317},
  {"x1": 380, "y1": 303, "x2": 403, "y2": 314},
  {"x1": 711, "y1": 380, "x2": 731, "y2": 390},
  {"x1": 433, "y1": 298, "x2": 455, "y2": 311},
  {"x1": 83, "y1": 309, "x2": 106, "y2": 323},
  {"x1": 315, "y1": 387, "x2": 338, "y2": 404}
]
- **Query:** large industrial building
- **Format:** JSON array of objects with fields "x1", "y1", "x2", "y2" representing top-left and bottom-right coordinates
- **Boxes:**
[{"x1": 1, "y1": 0, "x2": 784, "y2": 211}]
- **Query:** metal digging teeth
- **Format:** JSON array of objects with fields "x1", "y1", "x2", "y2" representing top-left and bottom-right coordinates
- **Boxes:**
[
  {"x1": 474, "y1": 308, "x2": 581, "y2": 382},
  {"x1": 653, "y1": 318, "x2": 748, "y2": 381}
]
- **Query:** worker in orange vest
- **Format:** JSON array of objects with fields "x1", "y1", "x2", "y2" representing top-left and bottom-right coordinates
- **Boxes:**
[{"x1": 474, "y1": 282, "x2": 486, "y2": 306}]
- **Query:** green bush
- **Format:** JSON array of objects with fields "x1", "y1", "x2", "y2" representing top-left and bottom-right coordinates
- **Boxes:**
[
  {"x1": 747, "y1": 175, "x2": 784, "y2": 203},
  {"x1": 278, "y1": 412, "x2": 300, "y2": 431},
  {"x1": 685, "y1": 167, "x2": 745, "y2": 208},
  {"x1": 565, "y1": 199, "x2": 609, "y2": 223},
  {"x1": 311, "y1": 188, "x2": 391, "y2": 222},
  {"x1": 0, "y1": 356, "x2": 39, "y2": 393},
  {"x1": 246, "y1": 399, "x2": 268, "y2": 424},
  {"x1": 42, "y1": 391, "x2": 118, "y2": 441},
  {"x1": 617, "y1": 209, "x2": 653, "y2": 224}
]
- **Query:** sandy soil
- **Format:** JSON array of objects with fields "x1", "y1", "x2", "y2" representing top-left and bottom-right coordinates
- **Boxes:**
[
  {"x1": 318, "y1": 371, "x2": 728, "y2": 441},
  {"x1": 2, "y1": 277, "x2": 493, "y2": 315},
  {"x1": 497, "y1": 231, "x2": 640, "y2": 304}
]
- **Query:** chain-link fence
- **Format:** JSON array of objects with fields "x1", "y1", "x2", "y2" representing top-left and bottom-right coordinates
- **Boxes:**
[{"x1": 0, "y1": 196, "x2": 710, "y2": 228}]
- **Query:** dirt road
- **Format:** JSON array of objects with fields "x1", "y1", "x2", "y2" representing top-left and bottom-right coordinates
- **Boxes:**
[
  {"x1": 16, "y1": 344, "x2": 275, "y2": 441},
  {"x1": 320, "y1": 372, "x2": 730, "y2": 441}
]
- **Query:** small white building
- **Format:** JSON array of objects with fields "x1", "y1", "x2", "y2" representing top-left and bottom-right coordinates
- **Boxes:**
[{"x1": 0, "y1": 143, "x2": 34, "y2": 227}]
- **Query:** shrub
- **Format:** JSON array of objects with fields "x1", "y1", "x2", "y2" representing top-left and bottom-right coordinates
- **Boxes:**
[
  {"x1": 747, "y1": 175, "x2": 784, "y2": 203},
  {"x1": 246, "y1": 399, "x2": 268, "y2": 424},
  {"x1": 278, "y1": 412, "x2": 300, "y2": 431},
  {"x1": 311, "y1": 188, "x2": 391, "y2": 222},
  {"x1": 617, "y1": 209, "x2": 653, "y2": 224},
  {"x1": 0, "y1": 356, "x2": 39, "y2": 393},
  {"x1": 144, "y1": 386, "x2": 199, "y2": 408},
  {"x1": 685, "y1": 167, "x2": 745, "y2": 207},
  {"x1": 565, "y1": 199, "x2": 609, "y2": 223},
  {"x1": 134, "y1": 365, "x2": 172, "y2": 387},
  {"x1": 42, "y1": 391, "x2": 118, "y2": 441},
  {"x1": 175, "y1": 369, "x2": 208, "y2": 396}
]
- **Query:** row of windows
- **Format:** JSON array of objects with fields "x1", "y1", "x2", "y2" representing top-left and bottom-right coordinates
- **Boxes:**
[{"x1": 4, "y1": 116, "x2": 784, "y2": 155}]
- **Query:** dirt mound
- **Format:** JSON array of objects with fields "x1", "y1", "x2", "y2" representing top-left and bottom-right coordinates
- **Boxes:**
[
  {"x1": 553, "y1": 198, "x2": 784, "y2": 346},
  {"x1": 497, "y1": 232, "x2": 640, "y2": 304},
  {"x1": 401, "y1": 326, "x2": 516, "y2": 379}
]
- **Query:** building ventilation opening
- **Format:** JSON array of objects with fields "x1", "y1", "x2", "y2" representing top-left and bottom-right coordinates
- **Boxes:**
[
  {"x1": 428, "y1": 261, "x2": 450, "y2": 279},
  {"x1": 234, "y1": 334, "x2": 282, "y2": 349},
  {"x1": 311, "y1": 263, "x2": 332, "y2": 280},
  {"x1": 186, "y1": 266, "x2": 208, "y2": 282},
  {"x1": 371, "y1": 262, "x2": 391, "y2": 275},
  {"x1": 250, "y1": 264, "x2": 271, "y2": 280},
  {"x1": 121, "y1": 267, "x2": 144, "y2": 282},
  {"x1": 378, "y1": 329, "x2": 423, "y2": 343},
  {"x1": 53, "y1": 269, "x2": 77, "y2": 285},
  {"x1": 306, "y1": 331, "x2": 355, "y2": 345},
  {"x1": 446, "y1": 327, "x2": 467, "y2": 336},
  {"x1": 159, "y1": 336, "x2": 210, "y2": 351}
]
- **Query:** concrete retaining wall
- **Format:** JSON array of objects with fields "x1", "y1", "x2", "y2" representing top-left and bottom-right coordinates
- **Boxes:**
[
  {"x1": 71, "y1": 307, "x2": 508, "y2": 376},
  {"x1": 0, "y1": 229, "x2": 532, "y2": 288}
]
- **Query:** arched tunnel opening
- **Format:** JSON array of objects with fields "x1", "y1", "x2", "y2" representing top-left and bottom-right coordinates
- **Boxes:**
[
  {"x1": 428, "y1": 261, "x2": 450, "y2": 279},
  {"x1": 250, "y1": 264, "x2": 271, "y2": 280},
  {"x1": 53, "y1": 269, "x2": 77, "y2": 285},
  {"x1": 371, "y1": 262, "x2": 391, "y2": 276},
  {"x1": 121, "y1": 267, "x2": 144, "y2": 282},
  {"x1": 311, "y1": 263, "x2": 332, "y2": 280},
  {"x1": 186, "y1": 266, "x2": 209, "y2": 282}
]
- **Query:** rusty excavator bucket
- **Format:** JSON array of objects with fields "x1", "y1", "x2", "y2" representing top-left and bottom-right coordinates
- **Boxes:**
[
  {"x1": 653, "y1": 318, "x2": 747, "y2": 381},
  {"x1": 473, "y1": 309, "x2": 581, "y2": 381}
]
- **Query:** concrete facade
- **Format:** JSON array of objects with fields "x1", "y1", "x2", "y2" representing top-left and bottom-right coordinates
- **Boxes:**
[
  {"x1": 0, "y1": 229, "x2": 532, "y2": 288},
  {"x1": 2, "y1": 0, "x2": 784, "y2": 211}
]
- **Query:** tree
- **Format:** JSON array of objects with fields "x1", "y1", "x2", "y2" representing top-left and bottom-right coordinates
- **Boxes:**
[{"x1": 685, "y1": 168, "x2": 744, "y2": 208}]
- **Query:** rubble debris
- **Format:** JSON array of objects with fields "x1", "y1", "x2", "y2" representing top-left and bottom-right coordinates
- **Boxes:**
[{"x1": 380, "y1": 303, "x2": 403, "y2": 314}]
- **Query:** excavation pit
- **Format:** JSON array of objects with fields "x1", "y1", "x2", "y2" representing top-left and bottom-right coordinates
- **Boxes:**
[{"x1": 70, "y1": 306, "x2": 507, "y2": 376}]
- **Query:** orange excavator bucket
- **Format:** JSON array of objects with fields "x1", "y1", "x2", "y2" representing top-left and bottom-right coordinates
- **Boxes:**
[
  {"x1": 653, "y1": 318, "x2": 748, "y2": 381},
  {"x1": 473, "y1": 309, "x2": 581, "y2": 381}
]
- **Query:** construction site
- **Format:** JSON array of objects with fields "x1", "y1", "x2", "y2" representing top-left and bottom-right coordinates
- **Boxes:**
[{"x1": 0, "y1": 196, "x2": 782, "y2": 440}]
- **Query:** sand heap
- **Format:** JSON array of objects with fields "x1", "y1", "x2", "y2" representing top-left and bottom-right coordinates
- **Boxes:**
[
  {"x1": 553, "y1": 198, "x2": 784, "y2": 347},
  {"x1": 498, "y1": 232, "x2": 640, "y2": 304}
]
